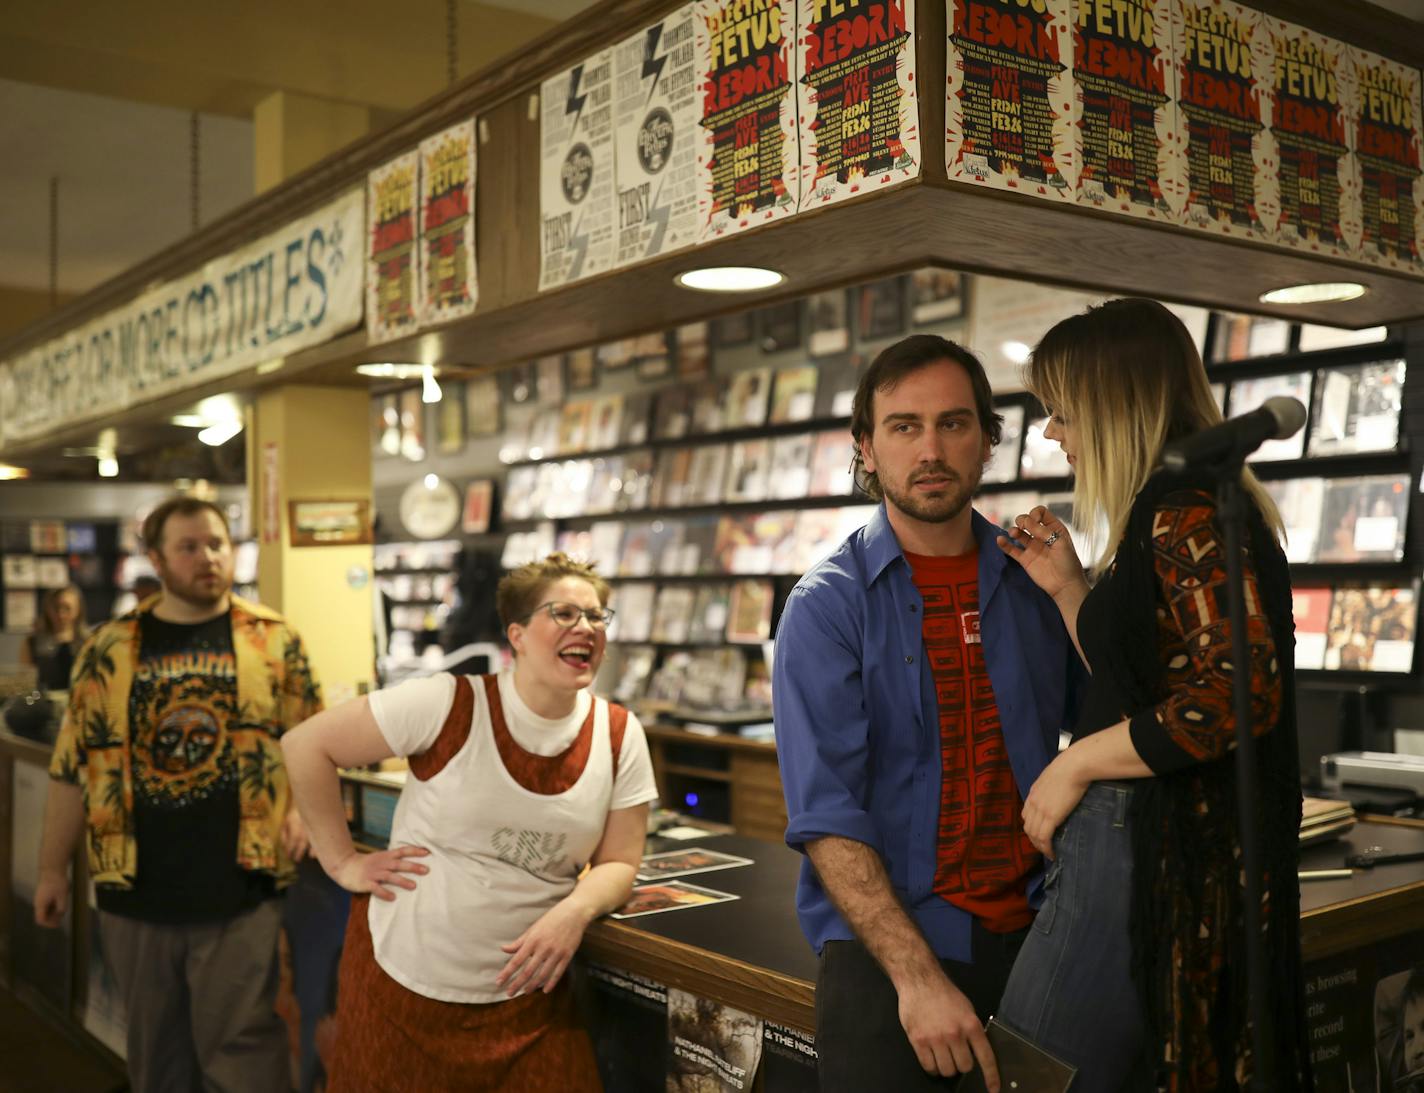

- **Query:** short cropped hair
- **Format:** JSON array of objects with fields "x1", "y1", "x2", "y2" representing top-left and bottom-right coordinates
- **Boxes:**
[
  {"x1": 495, "y1": 553, "x2": 611, "y2": 629},
  {"x1": 142, "y1": 497, "x2": 230, "y2": 553}
]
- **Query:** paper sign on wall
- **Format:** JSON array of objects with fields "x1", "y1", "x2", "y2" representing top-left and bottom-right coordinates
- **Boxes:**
[
  {"x1": 797, "y1": 0, "x2": 919, "y2": 211},
  {"x1": 613, "y1": 7, "x2": 701, "y2": 267},
  {"x1": 540, "y1": 50, "x2": 618, "y2": 290},
  {"x1": 697, "y1": 0, "x2": 800, "y2": 240},
  {"x1": 366, "y1": 151, "x2": 421, "y2": 343},
  {"x1": 418, "y1": 119, "x2": 478, "y2": 324},
  {"x1": 1350, "y1": 47, "x2": 1423, "y2": 273},
  {"x1": 946, "y1": 0, "x2": 1077, "y2": 199}
]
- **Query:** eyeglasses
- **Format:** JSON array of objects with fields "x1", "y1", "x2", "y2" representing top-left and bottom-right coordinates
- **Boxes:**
[{"x1": 526, "y1": 601, "x2": 616, "y2": 630}]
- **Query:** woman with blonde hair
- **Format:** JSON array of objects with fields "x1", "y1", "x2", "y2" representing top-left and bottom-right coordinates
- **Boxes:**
[
  {"x1": 991, "y1": 298, "x2": 1309, "y2": 1090},
  {"x1": 282, "y1": 553, "x2": 658, "y2": 1091},
  {"x1": 21, "y1": 584, "x2": 91, "y2": 690}
]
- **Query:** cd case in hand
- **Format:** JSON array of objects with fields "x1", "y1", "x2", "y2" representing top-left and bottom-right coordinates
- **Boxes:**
[{"x1": 958, "y1": 1018, "x2": 1076, "y2": 1092}]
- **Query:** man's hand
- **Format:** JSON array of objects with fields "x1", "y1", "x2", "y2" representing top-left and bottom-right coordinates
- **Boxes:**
[
  {"x1": 495, "y1": 898, "x2": 594, "y2": 997},
  {"x1": 280, "y1": 807, "x2": 311, "y2": 862},
  {"x1": 34, "y1": 869, "x2": 69, "y2": 928},
  {"x1": 897, "y1": 972, "x2": 999, "y2": 1091}
]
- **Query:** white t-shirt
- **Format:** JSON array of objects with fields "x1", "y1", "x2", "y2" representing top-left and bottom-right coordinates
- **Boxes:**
[{"x1": 365, "y1": 668, "x2": 659, "y2": 1002}]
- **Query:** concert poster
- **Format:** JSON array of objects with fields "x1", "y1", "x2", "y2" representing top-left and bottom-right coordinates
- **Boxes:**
[
  {"x1": 417, "y1": 119, "x2": 478, "y2": 324},
  {"x1": 365, "y1": 151, "x2": 420, "y2": 344},
  {"x1": 1262, "y1": 19, "x2": 1358, "y2": 258},
  {"x1": 946, "y1": 0, "x2": 1077, "y2": 199},
  {"x1": 1349, "y1": 46, "x2": 1423, "y2": 273},
  {"x1": 540, "y1": 50, "x2": 617, "y2": 290},
  {"x1": 613, "y1": 7, "x2": 701, "y2": 267},
  {"x1": 1170, "y1": 0, "x2": 1273, "y2": 238},
  {"x1": 697, "y1": 0, "x2": 800, "y2": 240},
  {"x1": 797, "y1": 0, "x2": 919, "y2": 211},
  {"x1": 1073, "y1": 0, "x2": 1179, "y2": 220}
]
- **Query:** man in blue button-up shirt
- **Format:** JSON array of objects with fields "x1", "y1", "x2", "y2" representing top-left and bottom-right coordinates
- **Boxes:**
[{"x1": 774, "y1": 334, "x2": 1084, "y2": 1093}]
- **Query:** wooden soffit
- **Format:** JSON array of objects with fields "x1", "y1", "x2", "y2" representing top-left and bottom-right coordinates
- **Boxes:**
[{"x1": 2, "y1": 0, "x2": 1422, "y2": 460}]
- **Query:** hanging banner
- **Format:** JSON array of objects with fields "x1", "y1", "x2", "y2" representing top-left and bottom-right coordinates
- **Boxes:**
[
  {"x1": 418, "y1": 119, "x2": 479, "y2": 324},
  {"x1": 797, "y1": 0, "x2": 919, "y2": 210},
  {"x1": 696, "y1": 0, "x2": 799, "y2": 240},
  {"x1": 1263, "y1": 20, "x2": 1359, "y2": 258},
  {"x1": 946, "y1": 0, "x2": 1076, "y2": 199},
  {"x1": 540, "y1": 50, "x2": 618, "y2": 290},
  {"x1": 366, "y1": 151, "x2": 421, "y2": 344},
  {"x1": 1171, "y1": 0, "x2": 1272, "y2": 238},
  {"x1": 0, "y1": 188, "x2": 364, "y2": 452},
  {"x1": 1349, "y1": 48, "x2": 1424, "y2": 273},
  {"x1": 1073, "y1": 0, "x2": 1180, "y2": 220},
  {"x1": 613, "y1": 6, "x2": 701, "y2": 267}
]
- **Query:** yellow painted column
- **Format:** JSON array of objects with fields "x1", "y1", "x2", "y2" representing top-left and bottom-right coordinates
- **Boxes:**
[
  {"x1": 254, "y1": 90, "x2": 371, "y2": 194},
  {"x1": 252, "y1": 385, "x2": 374, "y2": 705}
]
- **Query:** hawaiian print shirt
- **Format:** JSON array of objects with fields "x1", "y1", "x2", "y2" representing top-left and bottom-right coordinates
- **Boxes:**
[{"x1": 50, "y1": 596, "x2": 323, "y2": 889}]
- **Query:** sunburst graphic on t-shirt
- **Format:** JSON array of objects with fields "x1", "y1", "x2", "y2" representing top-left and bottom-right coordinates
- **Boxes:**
[{"x1": 130, "y1": 672, "x2": 238, "y2": 805}]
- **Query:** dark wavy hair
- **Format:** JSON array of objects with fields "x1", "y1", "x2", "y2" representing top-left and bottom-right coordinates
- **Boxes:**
[{"x1": 849, "y1": 334, "x2": 1002, "y2": 500}]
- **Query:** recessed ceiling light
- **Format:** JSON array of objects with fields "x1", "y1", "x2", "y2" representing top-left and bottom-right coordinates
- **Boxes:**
[
  {"x1": 97, "y1": 457, "x2": 119, "y2": 478},
  {"x1": 356, "y1": 363, "x2": 433, "y2": 380},
  {"x1": 675, "y1": 266, "x2": 786, "y2": 292},
  {"x1": 1259, "y1": 282, "x2": 1366, "y2": 305},
  {"x1": 198, "y1": 421, "x2": 243, "y2": 447},
  {"x1": 423, "y1": 473, "x2": 440, "y2": 490},
  {"x1": 1001, "y1": 340, "x2": 1032, "y2": 365},
  {"x1": 171, "y1": 415, "x2": 207, "y2": 428},
  {"x1": 0, "y1": 463, "x2": 29, "y2": 480}
]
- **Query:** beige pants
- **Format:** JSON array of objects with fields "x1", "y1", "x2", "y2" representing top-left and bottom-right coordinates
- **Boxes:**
[{"x1": 99, "y1": 900, "x2": 289, "y2": 1093}]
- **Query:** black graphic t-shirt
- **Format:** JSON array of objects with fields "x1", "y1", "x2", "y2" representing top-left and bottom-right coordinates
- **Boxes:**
[{"x1": 97, "y1": 611, "x2": 275, "y2": 923}]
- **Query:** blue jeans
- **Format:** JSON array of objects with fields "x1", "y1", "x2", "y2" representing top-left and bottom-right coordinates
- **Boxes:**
[{"x1": 995, "y1": 782, "x2": 1156, "y2": 1093}]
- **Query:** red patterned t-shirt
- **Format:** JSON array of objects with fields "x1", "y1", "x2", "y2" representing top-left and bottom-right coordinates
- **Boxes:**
[{"x1": 905, "y1": 550, "x2": 1036, "y2": 933}]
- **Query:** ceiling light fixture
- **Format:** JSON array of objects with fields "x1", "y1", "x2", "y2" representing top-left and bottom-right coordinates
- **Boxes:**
[
  {"x1": 198, "y1": 420, "x2": 243, "y2": 447},
  {"x1": 424, "y1": 473, "x2": 440, "y2": 490},
  {"x1": 421, "y1": 364, "x2": 443, "y2": 404},
  {"x1": 356, "y1": 363, "x2": 433, "y2": 380},
  {"x1": 1001, "y1": 340, "x2": 1032, "y2": 365},
  {"x1": 171, "y1": 415, "x2": 207, "y2": 428},
  {"x1": 97, "y1": 457, "x2": 119, "y2": 478},
  {"x1": 0, "y1": 463, "x2": 29, "y2": 480},
  {"x1": 675, "y1": 266, "x2": 786, "y2": 292},
  {"x1": 1258, "y1": 282, "x2": 1367, "y2": 305}
]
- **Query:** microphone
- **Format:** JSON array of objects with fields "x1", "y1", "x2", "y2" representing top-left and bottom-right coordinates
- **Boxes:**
[{"x1": 1162, "y1": 396, "x2": 1307, "y2": 472}]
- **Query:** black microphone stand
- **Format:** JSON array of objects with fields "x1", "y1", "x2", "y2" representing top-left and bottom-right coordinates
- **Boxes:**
[{"x1": 1197, "y1": 456, "x2": 1275, "y2": 1091}]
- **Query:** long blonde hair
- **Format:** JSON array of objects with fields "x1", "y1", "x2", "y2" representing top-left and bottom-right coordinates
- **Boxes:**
[{"x1": 1029, "y1": 298, "x2": 1284, "y2": 570}]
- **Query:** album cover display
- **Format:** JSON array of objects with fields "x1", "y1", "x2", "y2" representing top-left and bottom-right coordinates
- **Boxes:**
[
  {"x1": 587, "y1": 395, "x2": 624, "y2": 450},
  {"x1": 1019, "y1": 417, "x2": 1070, "y2": 479},
  {"x1": 651, "y1": 448, "x2": 695, "y2": 509},
  {"x1": 726, "y1": 368, "x2": 772, "y2": 428},
  {"x1": 651, "y1": 586, "x2": 696, "y2": 644},
  {"x1": 681, "y1": 649, "x2": 748, "y2": 712},
  {"x1": 686, "y1": 445, "x2": 730, "y2": 507},
  {"x1": 856, "y1": 277, "x2": 906, "y2": 340},
  {"x1": 1227, "y1": 372, "x2": 1312, "y2": 462},
  {"x1": 808, "y1": 289, "x2": 851, "y2": 357},
  {"x1": 557, "y1": 400, "x2": 592, "y2": 454},
  {"x1": 1262, "y1": 477, "x2": 1326, "y2": 564},
  {"x1": 614, "y1": 452, "x2": 655, "y2": 512},
  {"x1": 769, "y1": 434, "x2": 814, "y2": 500},
  {"x1": 690, "y1": 378, "x2": 729, "y2": 434},
  {"x1": 610, "y1": 584, "x2": 655, "y2": 643},
  {"x1": 726, "y1": 580, "x2": 774, "y2": 643},
  {"x1": 714, "y1": 512, "x2": 796, "y2": 574},
  {"x1": 584, "y1": 457, "x2": 624, "y2": 515},
  {"x1": 1307, "y1": 359, "x2": 1406, "y2": 457},
  {"x1": 620, "y1": 393, "x2": 653, "y2": 446},
  {"x1": 526, "y1": 408, "x2": 562, "y2": 461},
  {"x1": 588, "y1": 521, "x2": 625, "y2": 575},
  {"x1": 688, "y1": 585, "x2": 733, "y2": 644},
  {"x1": 1315, "y1": 474, "x2": 1410, "y2": 564},
  {"x1": 770, "y1": 365, "x2": 819, "y2": 424},
  {"x1": 812, "y1": 354, "x2": 861, "y2": 419},
  {"x1": 1291, "y1": 587, "x2": 1332, "y2": 670},
  {"x1": 982, "y1": 404, "x2": 1025, "y2": 484},
  {"x1": 758, "y1": 302, "x2": 802, "y2": 354},
  {"x1": 672, "y1": 516, "x2": 722, "y2": 576},
  {"x1": 1324, "y1": 585, "x2": 1418, "y2": 673},
  {"x1": 654, "y1": 386, "x2": 694, "y2": 440},
  {"x1": 724, "y1": 440, "x2": 771, "y2": 503},
  {"x1": 910, "y1": 269, "x2": 966, "y2": 325},
  {"x1": 809, "y1": 429, "x2": 857, "y2": 496}
]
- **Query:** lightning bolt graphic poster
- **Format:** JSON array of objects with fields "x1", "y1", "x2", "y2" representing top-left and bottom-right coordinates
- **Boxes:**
[
  {"x1": 613, "y1": 5, "x2": 701, "y2": 267},
  {"x1": 540, "y1": 49, "x2": 617, "y2": 291},
  {"x1": 798, "y1": 0, "x2": 919, "y2": 211},
  {"x1": 418, "y1": 119, "x2": 478, "y2": 324},
  {"x1": 697, "y1": 0, "x2": 800, "y2": 240}
]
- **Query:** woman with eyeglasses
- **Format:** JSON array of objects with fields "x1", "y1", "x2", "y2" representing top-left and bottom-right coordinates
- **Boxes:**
[{"x1": 282, "y1": 553, "x2": 658, "y2": 1091}]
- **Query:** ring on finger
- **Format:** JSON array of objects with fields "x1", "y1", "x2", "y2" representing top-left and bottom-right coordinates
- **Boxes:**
[{"x1": 1043, "y1": 531, "x2": 1061, "y2": 546}]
